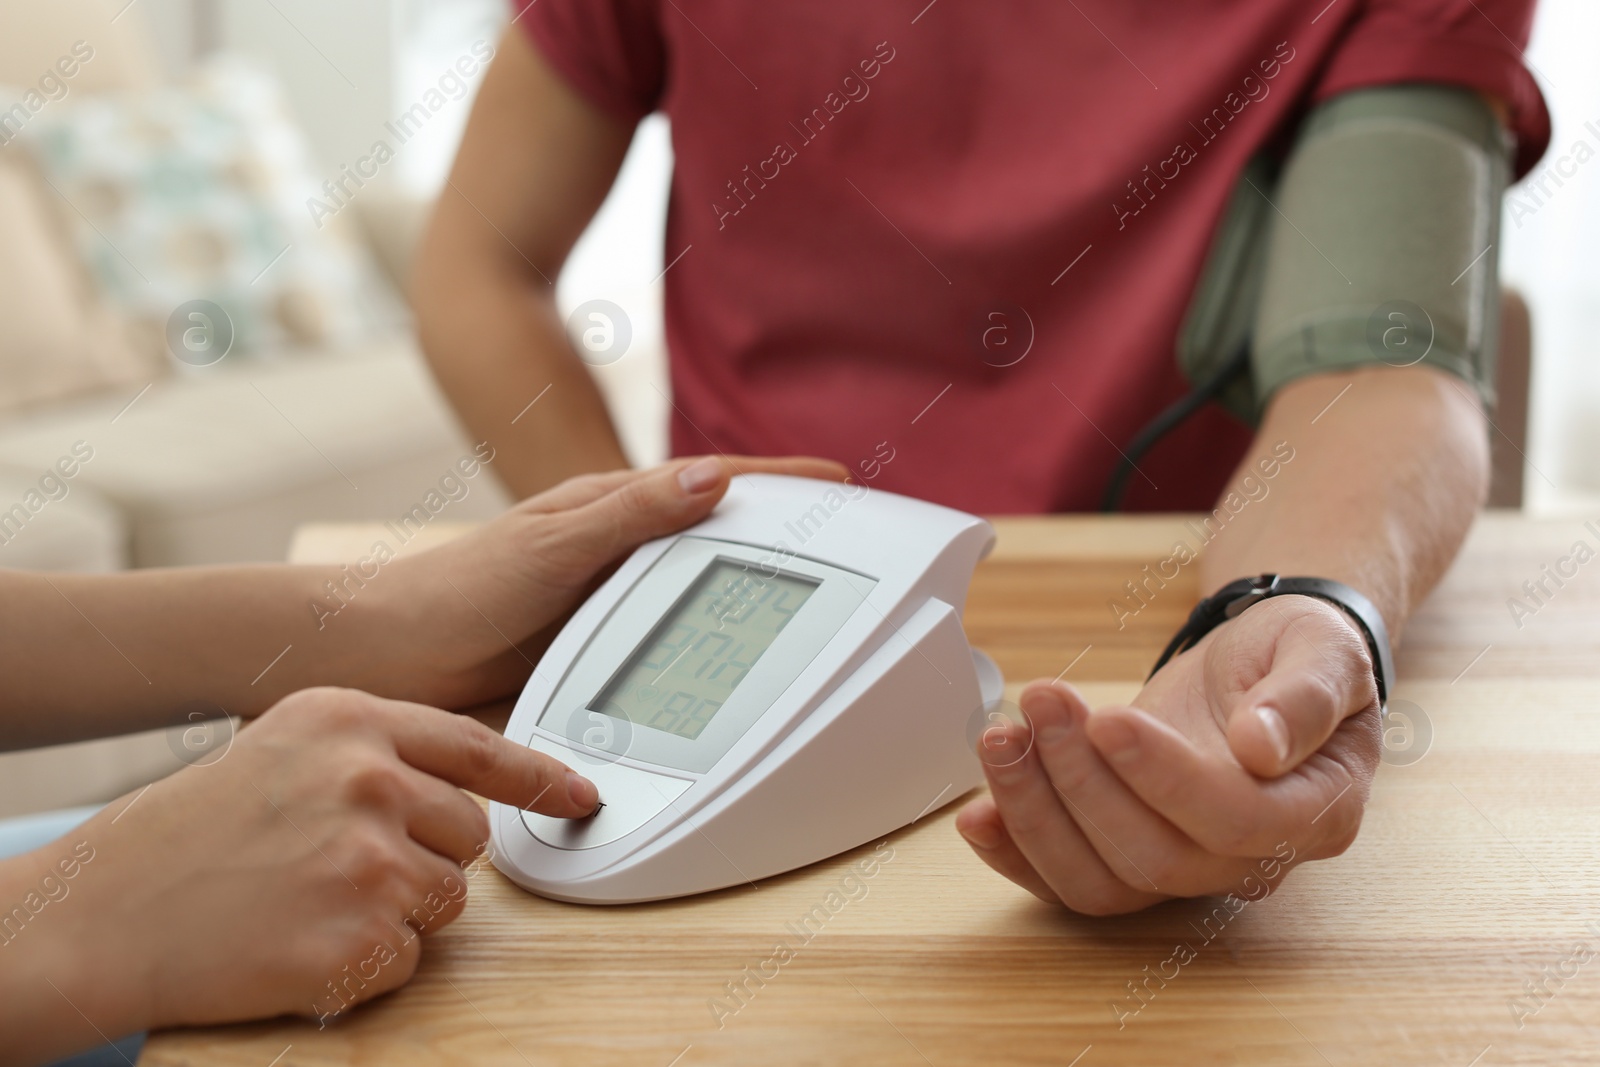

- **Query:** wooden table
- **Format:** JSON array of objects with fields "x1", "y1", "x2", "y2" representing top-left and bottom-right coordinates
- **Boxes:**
[{"x1": 142, "y1": 513, "x2": 1600, "y2": 1066}]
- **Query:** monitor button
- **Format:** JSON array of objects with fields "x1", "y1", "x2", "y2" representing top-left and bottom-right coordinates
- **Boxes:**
[{"x1": 518, "y1": 734, "x2": 693, "y2": 850}]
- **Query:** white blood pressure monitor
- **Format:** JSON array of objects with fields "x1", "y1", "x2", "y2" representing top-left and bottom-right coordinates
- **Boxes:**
[{"x1": 490, "y1": 474, "x2": 1001, "y2": 903}]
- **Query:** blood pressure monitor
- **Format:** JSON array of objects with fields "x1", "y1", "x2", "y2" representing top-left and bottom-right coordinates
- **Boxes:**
[{"x1": 489, "y1": 474, "x2": 1001, "y2": 903}]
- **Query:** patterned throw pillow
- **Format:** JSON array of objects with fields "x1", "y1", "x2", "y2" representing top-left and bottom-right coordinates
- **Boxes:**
[
  {"x1": 0, "y1": 150, "x2": 164, "y2": 416},
  {"x1": 19, "y1": 56, "x2": 396, "y2": 364}
]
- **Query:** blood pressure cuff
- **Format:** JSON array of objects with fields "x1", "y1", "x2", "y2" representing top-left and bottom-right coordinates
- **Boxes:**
[{"x1": 1178, "y1": 85, "x2": 1512, "y2": 420}]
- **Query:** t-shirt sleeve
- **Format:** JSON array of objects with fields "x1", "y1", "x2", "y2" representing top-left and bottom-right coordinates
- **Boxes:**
[
  {"x1": 1311, "y1": 0, "x2": 1550, "y2": 176},
  {"x1": 510, "y1": 0, "x2": 666, "y2": 123}
]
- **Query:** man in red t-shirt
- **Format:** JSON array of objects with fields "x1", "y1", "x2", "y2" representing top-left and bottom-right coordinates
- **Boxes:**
[{"x1": 413, "y1": 1, "x2": 1547, "y2": 912}]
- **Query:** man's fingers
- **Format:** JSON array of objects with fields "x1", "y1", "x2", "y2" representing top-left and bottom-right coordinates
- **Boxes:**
[
  {"x1": 978, "y1": 719, "x2": 1167, "y2": 916},
  {"x1": 380, "y1": 701, "x2": 600, "y2": 818},
  {"x1": 954, "y1": 796, "x2": 1063, "y2": 905},
  {"x1": 1086, "y1": 704, "x2": 1365, "y2": 859},
  {"x1": 1023, "y1": 681, "x2": 1234, "y2": 898},
  {"x1": 1221, "y1": 598, "x2": 1378, "y2": 777}
]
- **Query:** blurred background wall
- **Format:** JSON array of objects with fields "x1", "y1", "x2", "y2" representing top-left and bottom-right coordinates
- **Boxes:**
[{"x1": 1499, "y1": 0, "x2": 1600, "y2": 513}]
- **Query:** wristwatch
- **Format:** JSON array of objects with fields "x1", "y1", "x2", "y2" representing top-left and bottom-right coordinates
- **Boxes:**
[{"x1": 1148, "y1": 574, "x2": 1394, "y2": 710}]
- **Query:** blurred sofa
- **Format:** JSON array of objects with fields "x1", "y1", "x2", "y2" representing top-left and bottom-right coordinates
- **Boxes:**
[{"x1": 0, "y1": 0, "x2": 513, "y2": 577}]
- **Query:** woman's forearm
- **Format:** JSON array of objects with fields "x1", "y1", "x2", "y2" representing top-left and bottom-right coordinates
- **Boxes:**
[
  {"x1": 0, "y1": 844, "x2": 136, "y2": 1067},
  {"x1": 0, "y1": 564, "x2": 400, "y2": 748},
  {"x1": 0, "y1": 456, "x2": 848, "y2": 751}
]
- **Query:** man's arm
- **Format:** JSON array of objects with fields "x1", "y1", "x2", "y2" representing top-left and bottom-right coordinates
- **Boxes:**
[
  {"x1": 1197, "y1": 362, "x2": 1487, "y2": 763},
  {"x1": 956, "y1": 75, "x2": 1513, "y2": 911},
  {"x1": 954, "y1": 364, "x2": 1486, "y2": 913},
  {"x1": 1208, "y1": 362, "x2": 1489, "y2": 633},
  {"x1": 411, "y1": 28, "x2": 636, "y2": 499}
]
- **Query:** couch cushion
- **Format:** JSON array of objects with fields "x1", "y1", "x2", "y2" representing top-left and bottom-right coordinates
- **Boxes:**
[
  {"x1": 0, "y1": 337, "x2": 512, "y2": 565},
  {"x1": 0, "y1": 0, "x2": 159, "y2": 97},
  {"x1": 18, "y1": 56, "x2": 400, "y2": 364},
  {"x1": 0, "y1": 464, "x2": 126, "y2": 571},
  {"x1": 0, "y1": 155, "x2": 161, "y2": 416}
]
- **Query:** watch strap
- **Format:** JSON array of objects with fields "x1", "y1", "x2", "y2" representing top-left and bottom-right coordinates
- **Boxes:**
[{"x1": 1148, "y1": 574, "x2": 1393, "y2": 708}]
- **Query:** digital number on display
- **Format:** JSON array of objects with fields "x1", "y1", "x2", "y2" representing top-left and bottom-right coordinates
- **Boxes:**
[{"x1": 590, "y1": 560, "x2": 819, "y2": 740}]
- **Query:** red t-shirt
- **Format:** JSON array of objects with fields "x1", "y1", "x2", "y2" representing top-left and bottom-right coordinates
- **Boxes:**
[{"x1": 519, "y1": 0, "x2": 1547, "y2": 514}]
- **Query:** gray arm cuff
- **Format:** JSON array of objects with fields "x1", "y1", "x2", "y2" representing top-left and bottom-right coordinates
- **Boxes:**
[
  {"x1": 1178, "y1": 85, "x2": 1512, "y2": 420},
  {"x1": 1253, "y1": 86, "x2": 1509, "y2": 409}
]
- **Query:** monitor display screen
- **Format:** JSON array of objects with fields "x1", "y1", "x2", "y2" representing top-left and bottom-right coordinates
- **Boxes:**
[{"x1": 590, "y1": 560, "x2": 820, "y2": 740}]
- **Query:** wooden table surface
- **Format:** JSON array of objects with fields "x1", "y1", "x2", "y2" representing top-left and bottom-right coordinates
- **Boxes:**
[{"x1": 142, "y1": 512, "x2": 1600, "y2": 1066}]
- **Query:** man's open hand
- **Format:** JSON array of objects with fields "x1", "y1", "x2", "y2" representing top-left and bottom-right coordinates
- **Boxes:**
[{"x1": 955, "y1": 595, "x2": 1383, "y2": 914}]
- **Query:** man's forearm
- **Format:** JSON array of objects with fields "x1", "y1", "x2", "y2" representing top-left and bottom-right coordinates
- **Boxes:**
[
  {"x1": 1200, "y1": 365, "x2": 1489, "y2": 639},
  {"x1": 413, "y1": 251, "x2": 629, "y2": 500}
]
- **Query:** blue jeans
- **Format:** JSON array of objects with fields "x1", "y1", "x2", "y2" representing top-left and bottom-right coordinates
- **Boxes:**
[{"x1": 0, "y1": 805, "x2": 147, "y2": 1067}]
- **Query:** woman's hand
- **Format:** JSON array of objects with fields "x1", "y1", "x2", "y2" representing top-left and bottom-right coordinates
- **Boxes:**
[
  {"x1": 0, "y1": 455, "x2": 843, "y2": 749},
  {"x1": 2, "y1": 687, "x2": 597, "y2": 1063},
  {"x1": 375, "y1": 455, "x2": 847, "y2": 708}
]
